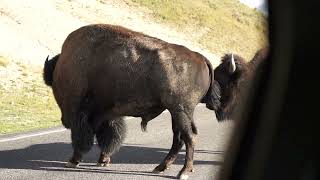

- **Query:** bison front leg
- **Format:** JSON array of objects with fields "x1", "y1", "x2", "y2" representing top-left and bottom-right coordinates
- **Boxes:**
[
  {"x1": 65, "y1": 112, "x2": 95, "y2": 168},
  {"x1": 152, "y1": 128, "x2": 184, "y2": 173},
  {"x1": 153, "y1": 108, "x2": 196, "y2": 180},
  {"x1": 95, "y1": 117, "x2": 126, "y2": 167},
  {"x1": 174, "y1": 111, "x2": 196, "y2": 180}
]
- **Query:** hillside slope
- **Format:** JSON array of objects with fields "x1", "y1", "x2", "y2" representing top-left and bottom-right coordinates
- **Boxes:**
[{"x1": 126, "y1": 0, "x2": 268, "y2": 59}]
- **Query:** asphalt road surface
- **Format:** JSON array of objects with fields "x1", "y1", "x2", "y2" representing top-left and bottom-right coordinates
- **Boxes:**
[{"x1": 0, "y1": 106, "x2": 234, "y2": 180}]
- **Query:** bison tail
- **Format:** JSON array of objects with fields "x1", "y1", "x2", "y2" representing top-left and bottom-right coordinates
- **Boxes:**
[{"x1": 43, "y1": 54, "x2": 60, "y2": 86}]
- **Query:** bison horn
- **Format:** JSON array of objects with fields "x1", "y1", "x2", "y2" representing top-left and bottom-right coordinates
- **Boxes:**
[
  {"x1": 46, "y1": 55, "x2": 49, "y2": 62},
  {"x1": 229, "y1": 53, "x2": 236, "y2": 73}
]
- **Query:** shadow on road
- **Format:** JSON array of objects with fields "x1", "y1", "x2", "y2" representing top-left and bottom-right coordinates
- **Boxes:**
[{"x1": 0, "y1": 142, "x2": 223, "y2": 178}]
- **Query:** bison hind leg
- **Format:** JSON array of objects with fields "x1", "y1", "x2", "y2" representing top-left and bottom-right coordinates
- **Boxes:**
[
  {"x1": 95, "y1": 117, "x2": 127, "y2": 166},
  {"x1": 67, "y1": 111, "x2": 95, "y2": 167}
]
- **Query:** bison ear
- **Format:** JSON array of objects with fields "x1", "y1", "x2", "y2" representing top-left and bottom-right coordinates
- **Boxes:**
[{"x1": 229, "y1": 54, "x2": 236, "y2": 73}]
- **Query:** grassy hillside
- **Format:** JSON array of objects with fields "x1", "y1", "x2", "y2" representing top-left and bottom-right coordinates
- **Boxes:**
[
  {"x1": 0, "y1": 60, "x2": 60, "y2": 134},
  {"x1": 0, "y1": 83, "x2": 60, "y2": 134},
  {"x1": 126, "y1": 0, "x2": 268, "y2": 60}
]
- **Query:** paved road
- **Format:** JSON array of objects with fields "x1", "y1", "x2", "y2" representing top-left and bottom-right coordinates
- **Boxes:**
[{"x1": 0, "y1": 106, "x2": 234, "y2": 180}]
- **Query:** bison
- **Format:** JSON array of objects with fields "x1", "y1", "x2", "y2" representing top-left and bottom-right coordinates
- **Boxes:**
[
  {"x1": 43, "y1": 24, "x2": 222, "y2": 179},
  {"x1": 213, "y1": 48, "x2": 269, "y2": 121}
]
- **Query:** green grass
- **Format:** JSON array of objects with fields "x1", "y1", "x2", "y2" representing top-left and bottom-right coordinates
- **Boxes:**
[
  {"x1": 0, "y1": 78, "x2": 61, "y2": 135},
  {"x1": 0, "y1": 56, "x2": 9, "y2": 67},
  {"x1": 125, "y1": 0, "x2": 268, "y2": 60}
]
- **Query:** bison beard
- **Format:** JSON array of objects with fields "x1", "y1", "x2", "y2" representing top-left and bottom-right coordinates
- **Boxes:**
[{"x1": 43, "y1": 24, "x2": 222, "y2": 179}]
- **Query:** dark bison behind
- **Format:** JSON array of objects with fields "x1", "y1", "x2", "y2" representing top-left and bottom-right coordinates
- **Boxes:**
[
  {"x1": 43, "y1": 24, "x2": 222, "y2": 179},
  {"x1": 213, "y1": 48, "x2": 269, "y2": 121}
]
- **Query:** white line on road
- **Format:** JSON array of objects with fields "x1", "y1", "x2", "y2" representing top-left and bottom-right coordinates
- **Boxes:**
[
  {"x1": 0, "y1": 114, "x2": 149, "y2": 143},
  {"x1": 0, "y1": 128, "x2": 67, "y2": 143}
]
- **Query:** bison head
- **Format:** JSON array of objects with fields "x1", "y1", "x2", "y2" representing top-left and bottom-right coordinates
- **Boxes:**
[{"x1": 213, "y1": 53, "x2": 249, "y2": 121}]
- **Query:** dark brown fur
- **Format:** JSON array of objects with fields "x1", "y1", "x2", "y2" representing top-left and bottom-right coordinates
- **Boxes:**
[
  {"x1": 214, "y1": 48, "x2": 269, "y2": 121},
  {"x1": 43, "y1": 24, "x2": 221, "y2": 179}
]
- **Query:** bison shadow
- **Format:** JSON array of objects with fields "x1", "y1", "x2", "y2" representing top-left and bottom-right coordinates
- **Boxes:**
[{"x1": 0, "y1": 142, "x2": 223, "y2": 178}]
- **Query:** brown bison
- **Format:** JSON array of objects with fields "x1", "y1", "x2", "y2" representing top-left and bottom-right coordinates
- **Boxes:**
[
  {"x1": 43, "y1": 24, "x2": 222, "y2": 179},
  {"x1": 213, "y1": 48, "x2": 269, "y2": 121}
]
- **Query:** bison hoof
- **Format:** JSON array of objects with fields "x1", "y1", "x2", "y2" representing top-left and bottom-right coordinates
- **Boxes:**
[
  {"x1": 177, "y1": 168, "x2": 194, "y2": 179},
  {"x1": 152, "y1": 165, "x2": 169, "y2": 174},
  {"x1": 178, "y1": 174, "x2": 189, "y2": 180},
  {"x1": 152, "y1": 169, "x2": 164, "y2": 174},
  {"x1": 97, "y1": 162, "x2": 111, "y2": 167},
  {"x1": 97, "y1": 157, "x2": 111, "y2": 167},
  {"x1": 65, "y1": 161, "x2": 79, "y2": 168}
]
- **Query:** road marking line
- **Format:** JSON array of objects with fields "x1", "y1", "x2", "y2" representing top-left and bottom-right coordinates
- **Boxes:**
[
  {"x1": 0, "y1": 128, "x2": 66, "y2": 143},
  {"x1": 0, "y1": 104, "x2": 205, "y2": 142}
]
